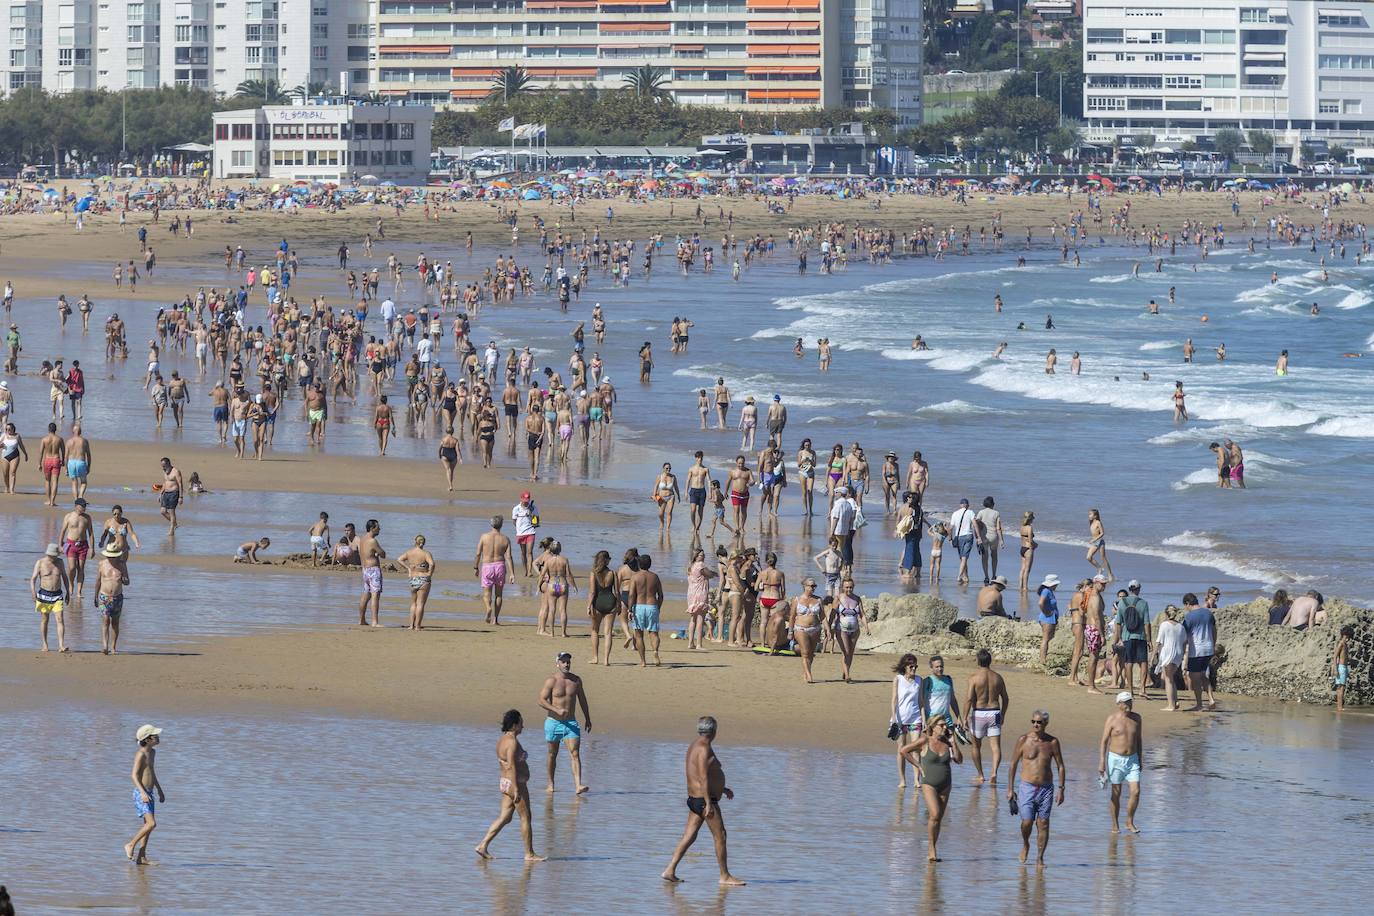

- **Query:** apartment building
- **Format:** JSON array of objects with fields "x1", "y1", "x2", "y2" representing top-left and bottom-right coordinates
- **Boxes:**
[
  {"x1": 371, "y1": 0, "x2": 920, "y2": 118},
  {"x1": 1083, "y1": 1, "x2": 1374, "y2": 150},
  {"x1": 1, "y1": 0, "x2": 369, "y2": 94}
]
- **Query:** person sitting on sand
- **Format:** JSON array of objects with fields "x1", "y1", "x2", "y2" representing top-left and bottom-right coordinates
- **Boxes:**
[{"x1": 234, "y1": 537, "x2": 270, "y2": 564}]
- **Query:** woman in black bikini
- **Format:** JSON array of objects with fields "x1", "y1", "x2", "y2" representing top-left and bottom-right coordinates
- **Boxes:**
[
  {"x1": 476, "y1": 402, "x2": 499, "y2": 468},
  {"x1": 438, "y1": 427, "x2": 460, "y2": 491}
]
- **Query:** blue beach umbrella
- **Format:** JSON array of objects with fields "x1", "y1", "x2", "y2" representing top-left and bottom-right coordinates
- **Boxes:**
[{"x1": 522, "y1": 188, "x2": 542, "y2": 200}]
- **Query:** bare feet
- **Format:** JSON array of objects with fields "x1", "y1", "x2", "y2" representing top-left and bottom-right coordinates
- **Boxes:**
[
  {"x1": 1111, "y1": 825, "x2": 1120, "y2": 835},
  {"x1": 124, "y1": 843, "x2": 136, "y2": 860},
  {"x1": 719, "y1": 875, "x2": 746, "y2": 886},
  {"x1": 971, "y1": 775, "x2": 985, "y2": 785},
  {"x1": 474, "y1": 846, "x2": 492, "y2": 860},
  {"x1": 575, "y1": 785, "x2": 589, "y2": 795},
  {"x1": 661, "y1": 872, "x2": 683, "y2": 883},
  {"x1": 1019, "y1": 845, "x2": 1029, "y2": 865},
  {"x1": 1126, "y1": 822, "x2": 1141, "y2": 834},
  {"x1": 897, "y1": 780, "x2": 907, "y2": 789},
  {"x1": 1161, "y1": 705, "x2": 1178, "y2": 712},
  {"x1": 1087, "y1": 687, "x2": 1104, "y2": 694},
  {"x1": 524, "y1": 854, "x2": 547, "y2": 862}
]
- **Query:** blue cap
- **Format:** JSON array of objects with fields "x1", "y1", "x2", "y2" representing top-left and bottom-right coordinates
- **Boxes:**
[{"x1": 773, "y1": 394, "x2": 781, "y2": 401}]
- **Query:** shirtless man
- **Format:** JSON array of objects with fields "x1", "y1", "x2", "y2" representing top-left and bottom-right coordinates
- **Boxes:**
[
  {"x1": 524, "y1": 408, "x2": 546, "y2": 482},
  {"x1": 305, "y1": 382, "x2": 327, "y2": 444},
  {"x1": 628, "y1": 554, "x2": 665, "y2": 667},
  {"x1": 38, "y1": 422, "x2": 65, "y2": 507},
  {"x1": 1007, "y1": 710, "x2": 1066, "y2": 866},
  {"x1": 474, "y1": 515, "x2": 514, "y2": 624},
  {"x1": 96, "y1": 543, "x2": 129, "y2": 654},
  {"x1": 64, "y1": 423, "x2": 92, "y2": 500},
  {"x1": 1099, "y1": 692, "x2": 1144, "y2": 835},
  {"x1": 1083, "y1": 575, "x2": 1108, "y2": 693},
  {"x1": 539, "y1": 651, "x2": 592, "y2": 794},
  {"x1": 501, "y1": 377, "x2": 521, "y2": 441},
  {"x1": 963, "y1": 649, "x2": 1010, "y2": 785},
  {"x1": 976, "y1": 577, "x2": 1010, "y2": 617},
  {"x1": 765, "y1": 395, "x2": 787, "y2": 446},
  {"x1": 229, "y1": 390, "x2": 250, "y2": 459},
  {"x1": 662, "y1": 716, "x2": 745, "y2": 886},
  {"x1": 727, "y1": 455, "x2": 754, "y2": 532},
  {"x1": 60, "y1": 497, "x2": 94, "y2": 605},
  {"x1": 685, "y1": 451, "x2": 712, "y2": 531},
  {"x1": 158, "y1": 457, "x2": 182, "y2": 535},
  {"x1": 357, "y1": 519, "x2": 386, "y2": 626},
  {"x1": 125, "y1": 724, "x2": 166, "y2": 865},
  {"x1": 209, "y1": 381, "x2": 230, "y2": 444},
  {"x1": 31, "y1": 543, "x2": 71, "y2": 652}
]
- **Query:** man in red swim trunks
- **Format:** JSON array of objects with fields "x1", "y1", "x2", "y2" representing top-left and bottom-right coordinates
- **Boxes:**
[
  {"x1": 511, "y1": 491, "x2": 538, "y2": 576},
  {"x1": 60, "y1": 497, "x2": 94, "y2": 605},
  {"x1": 38, "y1": 422, "x2": 66, "y2": 508},
  {"x1": 475, "y1": 515, "x2": 514, "y2": 625},
  {"x1": 727, "y1": 455, "x2": 754, "y2": 532}
]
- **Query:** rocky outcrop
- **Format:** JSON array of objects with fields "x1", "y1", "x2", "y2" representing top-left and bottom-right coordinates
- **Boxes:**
[
  {"x1": 1211, "y1": 598, "x2": 1372, "y2": 706},
  {"x1": 859, "y1": 593, "x2": 969, "y2": 656}
]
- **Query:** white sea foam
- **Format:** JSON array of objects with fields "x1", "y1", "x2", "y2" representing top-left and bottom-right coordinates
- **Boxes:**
[
  {"x1": 1089, "y1": 274, "x2": 1135, "y2": 284},
  {"x1": 1139, "y1": 340, "x2": 1177, "y2": 351},
  {"x1": 1162, "y1": 531, "x2": 1221, "y2": 550},
  {"x1": 866, "y1": 409, "x2": 905, "y2": 418},
  {"x1": 1308, "y1": 417, "x2": 1374, "y2": 438},
  {"x1": 1171, "y1": 467, "x2": 1219, "y2": 490},
  {"x1": 916, "y1": 400, "x2": 1002, "y2": 417},
  {"x1": 879, "y1": 348, "x2": 928, "y2": 361},
  {"x1": 807, "y1": 415, "x2": 839, "y2": 424},
  {"x1": 1333, "y1": 287, "x2": 1373, "y2": 310}
]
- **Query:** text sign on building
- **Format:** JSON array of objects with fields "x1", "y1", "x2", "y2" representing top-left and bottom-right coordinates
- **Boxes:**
[{"x1": 265, "y1": 108, "x2": 349, "y2": 123}]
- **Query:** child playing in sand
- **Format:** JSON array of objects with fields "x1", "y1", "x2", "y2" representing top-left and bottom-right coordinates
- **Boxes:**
[
  {"x1": 233, "y1": 537, "x2": 270, "y2": 564},
  {"x1": 1333, "y1": 625, "x2": 1352, "y2": 710},
  {"x1": 125, "y1": 724, "x2": 165, "y2": 865},
  {"x1": 188, "y1": 471, "x2": 206, "y2": 494},
  {"x1": 308, "y1": 512, "x2": 331, "y2": 567}
]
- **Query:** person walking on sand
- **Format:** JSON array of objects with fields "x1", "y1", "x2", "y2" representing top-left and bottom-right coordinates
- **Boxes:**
[
  {"x1": 398, "y1": 534, "x2": 436, "y2": 631},
  {"x1": 1181, "y1": 592, "x2": 1218, "y2": 710},
  {"x1": 125, "y1": 725, "x2": 166, "y2": 865},
  {"x1": 474, "y1": 710, "x2": 546, "y2": 862},
  {"x1": 60, "y1": 497, "x2": 93, "y2": 605},
  {"x1": 96, "y1": 542, "x2": 128, "y2": 654},
  {"x1": 662, "y1": 716, "x2": 745, "y2": 886},
  {"x1": 891, "y1": 653, "x2": 925, "y2": 787},
  {"x1": 475, "y1": 515, "x2": 514, "y2": 625},
  {"x1": 357, "y1": 519, "x2": 386, "y2": 627},
  {"x1": 1008, "y1": 710, "x2": 1065, "y2": 867},
  {"x1": 1154, "y1": 605, "x2": 1188, "y2": 711},
  {"x1": 64, "y1": 423, "x2": 92, "y2": 501},
  {"x1": 628, "y1": 553, "x2": 665, "y2": 667},
  {"x1": 899, "y1": 716, "x2": 963, "y2": 862},
  {"x1": 539, "y1": 651, "x2": 592, "y2": 794},
  {"x1": 38, "y1": 422, "x2": 65, "y2": 507},
  {"x1": 158, "y1": 457, "x2": 182, "y2": 536},
  {"x1": 1099, "y1": 692, "x2": 1144, "y2": 835},
  {"x1": 31, "y1": 543, "x2": 71, "y2": 653},
  {"x1": 373, "y1": 395, "x2": 394, "y2": 455},
  {"x1": 964, "y1": 649, "x2": 1009, "y2": 785},
  {"x1": 1084, "y1": 575, "x2": 1108, "y2": 692},
  {"x1": 511, "y1": 491, "x2": 538, "y2": 577}
]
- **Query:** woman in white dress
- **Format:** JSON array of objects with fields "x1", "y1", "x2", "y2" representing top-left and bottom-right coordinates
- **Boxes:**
[{"x1": 1154, "y1": 606, "x2": 1188, "y2": 711}]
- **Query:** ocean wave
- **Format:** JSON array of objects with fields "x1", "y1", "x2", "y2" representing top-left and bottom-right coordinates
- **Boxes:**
[
  {"x1": 916, "y1": 400, "x2": 1002, "y2": 418},
  {"x1": 806, "y1": 415, "x2": 839, "y2": 424},
  {"x1": 1147, "y1": 424, "x2": 1254, "y2": 446},
  {"x1": 1139, "y1": 340, "x2": 1177, "y2": 351},
  {"x1": 1333, "y1": 287, "x2": 1373, "y2": 310},
  {"x1": 1162, "y1": 531, "x2": 1221, "y2": 550},
  {"x1": 879, "y1": 348, "x2": 928, "y2": 361},
  {"x1": 1171, "y1": 468, "x2": 1219, "y2": 491},
  {"x1": 866, "y1": 409, "x2": 905, "y2": 418},
  {"x1": 1308, "y1": 417, "x2": 1374, "y2": 438},
  {"x1": 1089, "y1": 274, "x2": 1135, "y2": 284},
  {"x1": 1033, "y1": 529, "x2": 1291, "y2": 586}
]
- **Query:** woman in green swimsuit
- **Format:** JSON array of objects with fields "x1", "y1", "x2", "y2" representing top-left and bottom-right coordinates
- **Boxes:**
[{"x1": 899, "y1": 717, "x2": 963, "y2": 861}]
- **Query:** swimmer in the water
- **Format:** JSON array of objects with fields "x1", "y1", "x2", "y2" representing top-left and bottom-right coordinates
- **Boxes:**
[
  {"x1": 1311, "y1": 302, "x2": 1320, "y2": 316},
  {"x1": 993, "y1": 342, "x2": 1007, "y2": 359},
  {"x1": 911, "y1": 336, "x2": 929, "y2": 351},
  {"x1": 1275, "y1": 350, "x2": 1288, "y2": 376}
]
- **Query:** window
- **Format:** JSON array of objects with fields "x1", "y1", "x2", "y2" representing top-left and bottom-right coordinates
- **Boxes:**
[
  {"x1": 398, "y1": 122, "x2": 414, "y2": 140},
  {"x1": 1086, "y1": 96, "x2": 1127, "y2": 111},
  {"x1": 231, "y1": 123, "x2": 253, "y2": 139},
  {"x1": 215, "y1": 123, "x2": 229, "y2": 140},
  {"x1": 127, "y1": 2, "x2": 144, "y2": 18},
  {"x1": 1320, "y1": 13, "x2": 1365, "y2": 28},
  {"x1": 399, "y1": 150, "x2": 413, "y2": 166},
  {"x1": 1345, "y1": 99, "x2": 1363, "y2": 114},
  {"x1": 312, "y1": 46, "x2": 326, "y2": 60},
  {"x1": 128, "y1": 25, "x2": 142, "y2": 42},
  {"x1": 1320, "y1": 99, "x2": 1340, "y2": 113},
  {"x1": 231, "y1": 149, "x2": 251, "y2": 167},
  {"x1": 58, "y1": 48, "x2": 73, "y2": 66},
  {"x1": 1204, "y1": 74, "x2": 1235, "y2": 88},
  {"x1": 246, "y1": 24, "x2": 261, "y2": 42},
  {"x1": 1203, "y1": 30, "x2": 1234, "y2": 45},
  {"x1": 1086, "y1": 28, "x2": 1123, "y2": 44},
  {"x1": 312, "y1": 23, "x2": 327, "y2": 39},
  {"x1": 1126, "y1": 97, "x2": 1163, "y2": 110},
  {"x1": 1164, "y1": 30, "x2": 1199, "y2": 44},
  {"x1": 246, "y1": 46, "x2": 260, "y2": 63}
]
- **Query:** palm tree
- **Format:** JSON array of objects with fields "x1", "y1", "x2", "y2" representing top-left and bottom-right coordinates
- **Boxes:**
[
  {"x1": 624, "y1": 65, "x2": 670, "y2": 100},
  {"x1": 234, "y1": 79, "x2": 289, "y2": 104},
  {"x1": 290, "y1": 81, "x2": 330, "y2": 103},
  {"x1": 489, "y1": 66, "x2": 534, "y2": 102}
]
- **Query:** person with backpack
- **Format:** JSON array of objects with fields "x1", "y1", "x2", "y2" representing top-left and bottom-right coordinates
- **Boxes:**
[{"x1": 1114, "y1": 580, "x2": 1153, "y2": 698}]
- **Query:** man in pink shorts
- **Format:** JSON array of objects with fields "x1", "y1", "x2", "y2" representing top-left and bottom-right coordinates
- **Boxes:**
[{"x1": 474, "y1": 515, "x2": 514, "y2": 625}]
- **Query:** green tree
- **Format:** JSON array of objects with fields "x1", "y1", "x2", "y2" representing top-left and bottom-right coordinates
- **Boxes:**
[
  {"x1": 624, "y1": 65, "x2": 670, "y2": 100},
  {"x1": 1246, "y1": 129, "x2": 1275, "y2": 157},
  {"x1": 1131, "y1": 133, "x2": 1156, "y2": 153},
  {"x1": 1044, "y1": 123, "x2": 1080, "y2": 154},
  {"x1": 1330, "y1": 144, "x2": 1350, "y2": 163},
  {"x1": 290, "y1": 82, "x2": 330, "y2": 103},
  {"x1": 490, "y1": 66, "x2": 535, "y2": 103},
  {"x1": 234, "y1": 79, "x2": 289, "y2": 103},
  {"x1": 1213, "y1": 128, "x2": 1244, "y2": 159}
]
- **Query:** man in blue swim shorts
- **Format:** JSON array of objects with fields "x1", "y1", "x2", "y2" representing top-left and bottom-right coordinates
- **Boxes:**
[
  {"x1": 1099, "y1": 692, "x2": 1144, "y2": 834},
  {"x1": 539, "y1": 651, "x2": 592, "y2": 794},
  {"x1": 1008, "y1": 710, "x2": 1066, "y2": 866},
  {"x1": 628, "y1": 553, "x2": 665, "y2": 667}
]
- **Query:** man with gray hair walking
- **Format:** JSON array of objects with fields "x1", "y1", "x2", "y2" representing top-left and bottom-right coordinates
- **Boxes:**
[{"x1": 662, "y1": 716, "x2": 745, "y2": 886}]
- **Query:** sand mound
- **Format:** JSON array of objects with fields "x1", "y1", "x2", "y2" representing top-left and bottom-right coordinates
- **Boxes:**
[{"x1": 276, "y1": 553, "x2": 404, "y2": 574}]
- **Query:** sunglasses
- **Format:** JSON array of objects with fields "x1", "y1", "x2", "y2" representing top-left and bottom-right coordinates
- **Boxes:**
[{"x1": 1031, "y1": 719, "x2": 1047, "y2": 725}]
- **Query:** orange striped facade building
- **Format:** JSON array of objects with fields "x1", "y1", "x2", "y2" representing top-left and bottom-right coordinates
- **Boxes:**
[{"x1": 371, "y1": 0, "x2": 922, "y2": 122}]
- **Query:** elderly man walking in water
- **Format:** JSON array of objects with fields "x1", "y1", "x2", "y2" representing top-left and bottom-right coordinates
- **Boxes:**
[
  {"x1": 1099, "y1": 692, "x2": 1144, "y2": 834},
  {"x1": 1008, "y1": 710, "x2": 1066, "y2": 867},
  {"x1": 474, "y1": 515, "x2": 514, "y2": 625},
  {"x1": 662, "y1": 716, "x2": 745, "y2": 886}
]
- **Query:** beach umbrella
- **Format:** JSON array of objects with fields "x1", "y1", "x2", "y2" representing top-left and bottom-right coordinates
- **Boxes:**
[
  {"x1": 74, "y1": 197, "x2": 93, "y2": 212},
  {"x1": 522, "y1": 188, "x2": 542, "y2": 200},
  {"x1": 490, "y1": 179, "x2": 512, "y2": 189},
  {"x1": 380, "y1": 180, "x2": 397, "y2": 187},
  {"x1": 551, "y1": 183, "x2": 569, "y2": 193},
  {"x1": 42, "y1": 187, "x2": 59, "y2": 198},
  {"x1": 641, "y1": 179, "x2": 660, "y2": 190}
]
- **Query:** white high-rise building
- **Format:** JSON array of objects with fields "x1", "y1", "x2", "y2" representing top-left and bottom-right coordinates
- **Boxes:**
[
  {"x1": 0, "y1": 0, "x2": 370, "y2": 95},
  {"x1": 1083, "y1": 1, "x2": 1374, "y2": 152},
  {"x1": 842, "y1": 0, "x2": 923, "y2": 128}
]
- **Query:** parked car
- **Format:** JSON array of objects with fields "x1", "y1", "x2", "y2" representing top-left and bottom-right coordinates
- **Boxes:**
[
  {"x1": 1338, "y1": 163, "x2": 1363, "y2": 175},
  {"x1": 1312, "y1": 161, "x2": 1335, "y2": 175}
]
